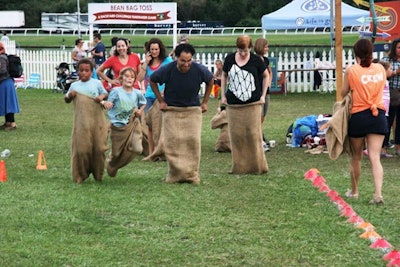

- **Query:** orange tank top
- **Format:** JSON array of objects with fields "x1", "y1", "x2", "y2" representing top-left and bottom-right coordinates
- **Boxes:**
[{"x1": 348, "y1": 63, "x2": 386, "y2": 116}]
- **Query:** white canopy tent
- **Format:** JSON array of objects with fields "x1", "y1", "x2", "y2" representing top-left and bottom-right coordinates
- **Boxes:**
[{"x1": 261, "y1": 0, "x2": 369, "y2": 31}]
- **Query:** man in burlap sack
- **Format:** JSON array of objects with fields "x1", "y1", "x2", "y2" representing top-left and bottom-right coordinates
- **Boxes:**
[
  {"x1": 149, "y1": 43, "x2": 213, "y2": 184},
  {"x1": 220, "y1": 35, "x2": 270, "y2": 174},
  {"x1": 64, "y1": 59, "x2": 109, "y2": 183}
]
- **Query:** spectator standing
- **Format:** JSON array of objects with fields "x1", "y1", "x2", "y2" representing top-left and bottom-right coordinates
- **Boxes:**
[
  {"x1": 91, "y1": 32, "x2": 106, "y2": 68},
  {"x1": 169, "y1": 34, "x2": 189, "y2": 58},
  {"x1": 254, "y1": 37, "x2": 272, "y2": 152},
  {"x1": 71, "y1": 38, "x2": 86, "y2": 66},
  {"x1": 1, "y1": 32, "x2": 9, "y2": 43},
  {"x1": 0, "y1": 41, "x2": 19, "y2": 130},
  {"x1": 212, "y1": 59, "x2": 223, "y2": 98},
  {"x1": 341, "y1": 38, "x2": 387, "y2": 204},
  {"x1": 96, "y1": 38, "x2": 143, "y2": 90},
  {"x1": 383, "y1": 39, "x2": 400, "y2": 156}
]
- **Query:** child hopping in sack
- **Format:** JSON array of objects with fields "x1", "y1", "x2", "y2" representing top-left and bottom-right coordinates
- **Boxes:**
[{"x1": 102, "y1": 67, "x2": 147, "y2": 177}]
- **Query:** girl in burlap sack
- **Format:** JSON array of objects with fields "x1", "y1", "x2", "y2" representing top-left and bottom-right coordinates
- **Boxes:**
[
  {"x1": 64, "y1": 59, "x2": 109, "y2": 183},
  {"x1": 220, "y1": 35, "x2": 270, "y2": 174},
  {"x1": 102, "y1": 67, "x2": 147, "y2": 177}
]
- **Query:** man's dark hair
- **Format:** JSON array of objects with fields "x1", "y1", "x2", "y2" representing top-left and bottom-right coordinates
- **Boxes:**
[
  {"x1": 174, "y1": 43, "x2": 195, "y2": 58},
  {"x1": 94, "y1": 32, "x2": 101, "y2": 40}
]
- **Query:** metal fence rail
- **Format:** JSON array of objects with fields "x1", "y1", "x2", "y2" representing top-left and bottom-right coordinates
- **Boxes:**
[{"x1": 4, "y1": 26, "x2": 368, "y2": 37}]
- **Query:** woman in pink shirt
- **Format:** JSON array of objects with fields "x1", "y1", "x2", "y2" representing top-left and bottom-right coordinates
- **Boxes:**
[
  {"x1": 97, "y1": 38, "x2": 143, "y2": 90},
  {"x1": 341, "y1": 38, "x2": 387, "y2": 205}
]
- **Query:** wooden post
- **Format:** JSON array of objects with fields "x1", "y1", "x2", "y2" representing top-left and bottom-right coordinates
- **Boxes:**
[{"x1": 335, "y1": 0, "x2": 343, "y2": 101}]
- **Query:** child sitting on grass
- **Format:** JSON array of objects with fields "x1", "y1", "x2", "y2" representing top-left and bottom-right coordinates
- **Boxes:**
[{"x1": 64, "y1": 58, "x2": 108, "y2": 183}]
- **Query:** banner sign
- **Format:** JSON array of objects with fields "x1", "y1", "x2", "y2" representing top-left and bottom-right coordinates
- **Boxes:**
[
  {"x1": 88, "y1": 3, "x2": 177, "y2": 25},
  {"x1": 374, "y1": 1, "x2": 400, "y2": 41}
]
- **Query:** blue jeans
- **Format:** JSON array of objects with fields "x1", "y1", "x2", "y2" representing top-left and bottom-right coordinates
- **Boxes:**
[{"x1": 144, "y1": 97, "x2": 156, "y2": 113}]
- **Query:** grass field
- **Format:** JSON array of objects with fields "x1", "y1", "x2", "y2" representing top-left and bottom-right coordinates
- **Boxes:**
[
  {"x1": 1, "y1": 89, "x2": 399, "y2": 266},
  {"x1": 11, "y1": 33, "x2": 362, "y2": 49}
]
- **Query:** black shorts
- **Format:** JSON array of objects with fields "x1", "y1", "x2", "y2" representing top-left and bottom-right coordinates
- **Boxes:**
[{"x1": 348, "y1": 109, "x2": 388, "y2": 138}]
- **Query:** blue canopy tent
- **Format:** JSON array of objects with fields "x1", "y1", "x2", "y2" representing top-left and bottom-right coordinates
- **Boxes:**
[{"x1": 261, "y1": 0, "x2": 369, "y2": 31}]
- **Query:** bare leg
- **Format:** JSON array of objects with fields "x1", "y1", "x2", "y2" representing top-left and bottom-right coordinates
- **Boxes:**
[
  {"x1": 349, "y1": 137, "x2": 364, "y2": 196},
  {"x1": 366, "y1": 133, "x2": 385, "y2": 199}
]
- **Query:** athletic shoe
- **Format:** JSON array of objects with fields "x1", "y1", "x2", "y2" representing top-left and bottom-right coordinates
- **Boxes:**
[
  {"x1": 362, "y1": 149, "x2": 369, "y2": 156},
  {"x1": 345, "y1": 189, "x2": 358, "y2": 199},
  {"x1": 369, "y1": 195, "x2": 384, "y2": 205},
  {"x1": 380, "y1": 153, "x2": 394, "y2": 158},
  {"x1": 262, "y1": 141, "x2": 270, "y2": 152}
]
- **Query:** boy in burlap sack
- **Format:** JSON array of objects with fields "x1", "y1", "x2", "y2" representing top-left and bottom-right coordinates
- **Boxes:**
[
  {"x1": 149, "y1": 43, "x2": 213, "y2": 184},
  {"x1": 64, "y1": 59, "x2": 108, "y2": 183},
  {"x1": 220, "y1": 35, "x2": 269, "y2": 174},
  {"x1": 101, "y1": 67, "x2": 146, "y2": 177}
]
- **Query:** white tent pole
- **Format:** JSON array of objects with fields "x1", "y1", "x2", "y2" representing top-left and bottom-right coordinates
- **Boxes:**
[{"x1": 330, "y1": 0, "x2": 335, "y2": 54}]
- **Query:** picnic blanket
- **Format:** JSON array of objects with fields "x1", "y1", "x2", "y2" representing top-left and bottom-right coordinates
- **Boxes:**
[
  {"x1": 210, "y1": 109, "x2": 231, "y2": 152},
  {"x1": 162, "y1": 106, "x2": 202, "y2": 184},
  {"x1": 107, "y1": 110, "x2": 143, "y2": 177},
  {"x1": 227, "y1": 101, "x2": 268, "y2": 174},
  {"x1": 71, "y1": 93, "x2": 108, "y2": 183}
]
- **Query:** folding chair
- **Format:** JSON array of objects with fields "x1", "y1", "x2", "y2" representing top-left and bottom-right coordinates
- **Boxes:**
[
  {"x1": 22, "y1": 73, "x2": 41, "y2": 89},
  {"x1": 13, "y1": 74, "x2": 25, "y2": 88}
]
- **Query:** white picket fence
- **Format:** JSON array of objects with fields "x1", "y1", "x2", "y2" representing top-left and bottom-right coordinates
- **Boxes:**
[{"x1": 10, "y1": 48, "x2": 387, "y2": 93}]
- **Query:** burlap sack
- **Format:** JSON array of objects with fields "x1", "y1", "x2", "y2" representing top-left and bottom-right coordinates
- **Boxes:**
[
  {"x1": 143, "y1": 100, "x2": 165, "y2": 161},
  {"x1": 71, "y1": 93, "x2": 108, "y2": 183},
  {"x1": 107, "y1": 111, "x2": 143, "y2": 177},
  {"x1": 141, "y1": 112, "x2": 150, "y2": 156},
  {"x1": 162, "y1": 106, "x2": 202, "y2": 184},
  {"x1": 227, "y1": 101, "x2": 268, "y2": 174},
  {"x1": 210, "y1": 110, "x2": 231, "y2": 152}
]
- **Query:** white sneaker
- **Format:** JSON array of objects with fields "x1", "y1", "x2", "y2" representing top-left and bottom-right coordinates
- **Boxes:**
[{"x1": 262, "y1": 141, "x2": 270, "y2": 152}]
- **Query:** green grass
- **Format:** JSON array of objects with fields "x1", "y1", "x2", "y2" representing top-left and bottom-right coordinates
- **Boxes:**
[
  {"x1": 1, "y1": 90, "x2": 399, "y2": 266},
  {"x1": 11, "y1": 33, "x2": 362, "y2": 49}
]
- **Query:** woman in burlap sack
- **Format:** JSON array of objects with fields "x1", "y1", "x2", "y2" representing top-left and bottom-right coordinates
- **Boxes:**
[
  {"x1": 149, "y1": 43, "x2": 213, "y2": 184},
  {"x1": 220, "y1": 35, "x2": 270, "y2": 174},
  {"x1": 102, "y1": 67, "x2": 146, "y2": 177},
  {"x1": 64, "y1": 59, "x2": 109, "y2": 183},
  {"x1": 137, "y1": 38, "x2": 173, "y2": 156}
]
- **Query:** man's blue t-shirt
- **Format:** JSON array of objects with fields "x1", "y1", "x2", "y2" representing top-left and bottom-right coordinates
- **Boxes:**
[
  {"x1": 150, "y1": 61, "x2": 213, "y2": 107},
  {"x1": 93, "y1": 42, "x2": 106, "y2": 66}
]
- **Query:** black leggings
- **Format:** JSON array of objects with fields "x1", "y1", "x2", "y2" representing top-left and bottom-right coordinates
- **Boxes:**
[{"x1": 5, "y1": 113, "x2": 14, "y2": 123}]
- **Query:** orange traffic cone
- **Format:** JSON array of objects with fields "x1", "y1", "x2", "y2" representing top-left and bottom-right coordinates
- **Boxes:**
[
  {"x1": 36, "y1": 150, "x2": 48, "y2": 170},
  {"x1": 0, "y1": 160, "x2": 7, "y2": 182}
]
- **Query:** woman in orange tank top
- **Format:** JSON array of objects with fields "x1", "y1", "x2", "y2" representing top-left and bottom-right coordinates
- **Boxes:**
[{"x1": 341, "y1": 38, "x2": 387, "y2": 205}]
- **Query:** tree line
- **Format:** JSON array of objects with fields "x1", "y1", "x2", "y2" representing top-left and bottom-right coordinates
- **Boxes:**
[{"x1": 8, "y1": 0, "x2": 375, "y2": 28}]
